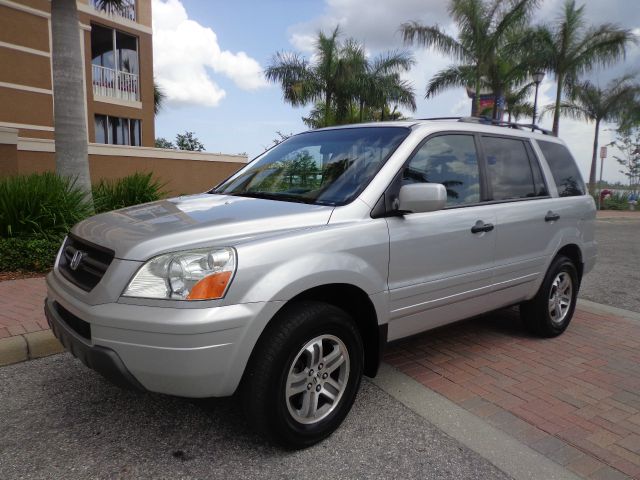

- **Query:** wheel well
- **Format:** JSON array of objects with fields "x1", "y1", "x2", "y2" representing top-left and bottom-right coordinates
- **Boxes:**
[
  {"x1": 557, "y1": 244, "x2": 583, "y2": 280},
  {"x1": 289, "y1": 284, "x2": 383, "y2": 378}
]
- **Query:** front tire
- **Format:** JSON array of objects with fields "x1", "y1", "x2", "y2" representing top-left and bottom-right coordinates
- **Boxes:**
[
  {"x1": 520, "y1": 255, "x2": 579, "y2": 337},
  {"x1": 241, "y1": 301, "x2": 363, "y2": 448}
]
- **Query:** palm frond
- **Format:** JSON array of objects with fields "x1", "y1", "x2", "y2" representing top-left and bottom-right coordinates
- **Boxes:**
[
  {"x1": 426, "y1": 65, "x2": 476, "y2": 98},
  {"x1": 400, "y1": 21, "x2": 468, "y2": 61}
]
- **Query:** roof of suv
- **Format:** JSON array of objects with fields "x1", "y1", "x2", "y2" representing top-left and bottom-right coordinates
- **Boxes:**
[{"x1": 314, "y1": 117, "x2": 562, "y2": 143}]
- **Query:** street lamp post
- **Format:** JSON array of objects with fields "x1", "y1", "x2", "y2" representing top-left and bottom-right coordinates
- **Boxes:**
[{"x1": 531, "y1": 71, "x2": 545, "y2": 131}]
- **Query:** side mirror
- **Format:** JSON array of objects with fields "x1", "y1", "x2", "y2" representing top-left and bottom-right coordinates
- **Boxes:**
[{"x1": 398, "y1": 183, "x2": 447, "y2": 214}]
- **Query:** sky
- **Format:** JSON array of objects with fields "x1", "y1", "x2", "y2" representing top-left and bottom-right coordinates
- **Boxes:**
[{"x1": 152, "y1": 0, "x2": 640, "y2": 184}]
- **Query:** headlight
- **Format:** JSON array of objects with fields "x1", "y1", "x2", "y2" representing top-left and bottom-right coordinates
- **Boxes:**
[{"x1": 123, "y1": 247, "x2": 236, "y2": 300}]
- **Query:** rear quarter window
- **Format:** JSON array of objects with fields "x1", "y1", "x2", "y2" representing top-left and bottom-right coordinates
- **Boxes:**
[{"x1": 536, "y1": 141, "x2": 586, "y2": 197}]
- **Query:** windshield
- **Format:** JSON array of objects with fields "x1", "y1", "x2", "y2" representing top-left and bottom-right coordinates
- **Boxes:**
[{"x1": 211, "y1": 127, "x2": 410, "y2": 206}]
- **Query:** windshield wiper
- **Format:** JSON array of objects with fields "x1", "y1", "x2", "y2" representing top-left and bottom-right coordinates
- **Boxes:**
[{"x1": 231, "y1": 191, "x2": 316, "y2": 204}]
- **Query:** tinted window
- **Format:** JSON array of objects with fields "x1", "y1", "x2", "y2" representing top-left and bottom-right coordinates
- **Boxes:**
[
  {"x1": 214, "y1": 127, "x2": 410, "y2": 206},
  {"x1": 403, "y1": 135, "x2": 480, "y2": 206},
  {"x1": 537, "y1": 141, "x2": 585, "y2": 197},
  {"x1": 483, "y1": 136, "x2": 546, "y2": 200}
]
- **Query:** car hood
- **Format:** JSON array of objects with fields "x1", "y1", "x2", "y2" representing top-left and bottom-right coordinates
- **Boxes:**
[{"x1": 71, "y1": 193, "x2": 334, "y2": 260}]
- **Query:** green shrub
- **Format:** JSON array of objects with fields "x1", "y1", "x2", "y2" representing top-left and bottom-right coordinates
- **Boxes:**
[
  {"x1": 0, "y1": 236, "x2": 63, "y2": 272},
  {"x1": 603, "y1": 191, "x2": 630, "y2": 210},
  {"x1": 0, "y1": 172, "x2": 92, "y2": 239},
  {"x1": 93, "y1": 172, "x2": 166, "y2": 213}
]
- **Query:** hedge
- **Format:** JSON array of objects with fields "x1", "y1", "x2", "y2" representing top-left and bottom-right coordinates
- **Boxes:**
[{"x1": 0, "y1": 236, "x2": 64, "y2": 272}]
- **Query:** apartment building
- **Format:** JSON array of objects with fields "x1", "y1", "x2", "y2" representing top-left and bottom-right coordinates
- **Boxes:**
[
  {"x1": 0, "y1": 0, "x2": 246, "y2": 194},
  {"x1": 1, "y1": 0, "x2": 154, "y2": 145}
]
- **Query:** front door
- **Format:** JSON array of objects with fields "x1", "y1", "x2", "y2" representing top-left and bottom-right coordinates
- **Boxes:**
[{"x1": 386, "y1": 133, "x2": 497, "y2": 340}]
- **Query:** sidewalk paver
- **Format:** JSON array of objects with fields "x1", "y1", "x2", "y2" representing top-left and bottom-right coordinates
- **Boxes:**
[{"x1": 385, "y1": 307, "x2": 640, "y2": 479}]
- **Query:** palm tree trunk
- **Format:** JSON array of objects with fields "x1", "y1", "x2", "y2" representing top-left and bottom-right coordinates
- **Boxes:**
[
  {"x1": 324, "y1": 91, "x2": 331, "y2": 127},
  {"x1": 359, "y1": 97, "x2": 364, "y2": 123},
  {"x1": 51, "y1": 0, "x2": 93, "y2": 203},
  {"x1": 473, "y1": 68, "x2": 481, "y2": 116},
  {"x1": 588, "y1": 119, "x2": 601, "y2": 195},
  {"x1": 552, "y1": 72, "x2": 563, "y2": 136}
]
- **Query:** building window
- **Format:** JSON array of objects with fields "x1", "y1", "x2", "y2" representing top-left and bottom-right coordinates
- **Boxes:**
[
  {"x1": 94, "y1": 115, "x2": 141, "y2": 146},
  {"x1": 91, "y1": 24, "x2": 139, "y2": 102}
]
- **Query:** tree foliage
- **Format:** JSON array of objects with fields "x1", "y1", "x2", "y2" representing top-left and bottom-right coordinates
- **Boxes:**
[
  {"x1": 401, "y1": 0, "x2": 540, "y2": 117},
  {"x1": 548, "y1": 75, "x2": 640, "y2": 193},
  {"x1": 175, "y1": 131, "x2": 205, "y2": 151},
  {"x1": 531, "y1": 0, "x2": 636, "y2": 134},
  {"x1": 266, "y1": 27, "x2": 416, "y2": 128}
]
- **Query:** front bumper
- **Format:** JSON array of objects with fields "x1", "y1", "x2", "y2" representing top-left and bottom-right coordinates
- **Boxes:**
[
  {"x1": 46, "y1": 272, "x2": 283, "y2": 398},
  {"x1": 45, "y1": 299, "x2": 145, "y2": 392}
]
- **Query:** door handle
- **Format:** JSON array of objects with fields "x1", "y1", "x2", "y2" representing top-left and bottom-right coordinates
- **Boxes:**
[
  {"x1": 545, "y1": 211, "x2": 560, "y2": 222},
  {"x1": 471, "y1": 221, "x2": 494, "y2": 234}
]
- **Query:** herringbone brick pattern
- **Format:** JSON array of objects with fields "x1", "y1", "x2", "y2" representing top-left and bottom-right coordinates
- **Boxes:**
[
  {"x1": 0, "y1": 277, "x2": 48, "y2": 338},
  {"x1": 386, "y1": 308, "x2": 640, "y2": 479}
]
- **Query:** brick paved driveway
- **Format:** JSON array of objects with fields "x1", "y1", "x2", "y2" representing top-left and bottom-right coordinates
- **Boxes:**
[
  {"x1": 0, "y1": 277, "x2": 48, "y2": 338},
  {"x1": 386, "y1": 307, "x2": 640, "y2": 479}
]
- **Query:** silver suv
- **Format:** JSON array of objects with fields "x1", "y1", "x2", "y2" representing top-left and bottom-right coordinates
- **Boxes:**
[{"x1": 45, "y1": 118, "x2": 596, "y2": 447}]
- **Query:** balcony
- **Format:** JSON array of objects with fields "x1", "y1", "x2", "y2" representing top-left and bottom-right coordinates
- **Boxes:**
[
  {"x1": 90, "y1": 0, "x2": 136, "y2": 22},
  {"x1": 92, "y1": 65, "x2": 139, "y2": 102}
]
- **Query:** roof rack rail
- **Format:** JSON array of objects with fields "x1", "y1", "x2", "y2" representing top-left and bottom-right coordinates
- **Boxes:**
[{"x1": 417, "y1": 116, "x2": 555, "y2": 136}]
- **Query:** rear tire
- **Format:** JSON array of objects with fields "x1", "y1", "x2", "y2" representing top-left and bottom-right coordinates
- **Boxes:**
[
  {"x1": 241, "y1": 301, "x2": 363, "y2": 448},
  {"x1": 520, "y1": 255, "x2": 579, "y2": 337}
]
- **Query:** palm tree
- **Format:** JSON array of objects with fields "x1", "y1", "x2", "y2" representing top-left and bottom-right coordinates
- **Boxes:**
[
  {"x1": 401, "y1": 0, "x2": 539, "y2": 115},
  {"x1": 51, "y1": 0, "x2": 123, "y2": 203},
  {"x1": 266, "y1": 27, "x2": 415, "y2": 127},
  {"x1": 266, "y1": 27, "x2": 345, "y2": 127},
  {"x1": 358, "y1": 50, "x2": 416, "y2": 122},
  {"x1": 549, "y1": 75, "x2": 640, "y2": 193},
  {"x1": 533, "y1": 0, "x2": 636, "y2": 135},
  {"x1": 503, "y1": 84, "x2": 534, "y2": 122}
]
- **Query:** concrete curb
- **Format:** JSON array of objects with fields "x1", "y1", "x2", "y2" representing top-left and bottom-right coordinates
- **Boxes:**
[
  {"x1": 372, "y1": 363, "x2": 582, "y2": 480},
  {"x1": 577, "y1": 298, "x2": 640, "y2": 323},
  {"x1": 0, "y1": 330, "x2": 64, "y2": 367}
]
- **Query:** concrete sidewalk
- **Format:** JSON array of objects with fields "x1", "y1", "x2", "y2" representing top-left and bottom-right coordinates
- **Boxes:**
[{"x1": 1, "y1": 276, "x2": 640, "y2": 478}]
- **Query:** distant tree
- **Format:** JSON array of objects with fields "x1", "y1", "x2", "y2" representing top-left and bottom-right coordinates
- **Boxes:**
[
  {"x1": 155, "y1": 137, "x2": 175, "y2": 149},
  {"x1": 548, "y1": 75, "x2": 640, "y2": 193},
  {"x1": 609, "y1": 126, "x2": 640, "y2": 193},
  {"x1": 271, "y1": 131, "x2": 293, "y2": 149},
  {"x1": 533, "y1": 0, "x2": 636, "y2": 135},
  {"x1": 175, "y1": 131, "x2": 205, "y2": 151}
]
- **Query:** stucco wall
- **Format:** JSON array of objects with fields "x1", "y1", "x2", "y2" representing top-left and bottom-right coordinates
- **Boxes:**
[{"x1": 0, "y1": 133, "x2": 247, "y2": 195}]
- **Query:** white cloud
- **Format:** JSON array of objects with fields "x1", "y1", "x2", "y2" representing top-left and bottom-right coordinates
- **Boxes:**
[{"x1": 152, "y1": 0, "x2": 267, "y2": 107}]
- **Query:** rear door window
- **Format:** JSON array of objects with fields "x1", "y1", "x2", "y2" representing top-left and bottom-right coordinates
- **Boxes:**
[
  {"x1": 482, "y1": 136, "x2": 547, "y2": 201},
  {"x1": 403, "y1": 134, "x2": 481, "y2": 206},
  {"x1": 536, "y1": 140, "x2": 586, "y2": 197}
]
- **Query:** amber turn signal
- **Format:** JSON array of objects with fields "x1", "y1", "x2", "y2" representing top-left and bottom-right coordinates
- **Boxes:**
[{"x1": 187, "y1": 271, "x2": 233, "y2": 300}]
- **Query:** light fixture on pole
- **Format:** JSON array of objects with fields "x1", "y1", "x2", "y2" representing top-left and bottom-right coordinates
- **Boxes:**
[{"x1": 531, "y1": 71, "x2": 545, "y2": 131}]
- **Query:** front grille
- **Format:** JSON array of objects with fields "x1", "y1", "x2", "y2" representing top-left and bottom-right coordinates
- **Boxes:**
[
  {"x1": 58, "y1": 234, "x2": 114, "y2": 291},
  {"x1": 54, "y1": 302, "x2": 91, "y2": 340}
]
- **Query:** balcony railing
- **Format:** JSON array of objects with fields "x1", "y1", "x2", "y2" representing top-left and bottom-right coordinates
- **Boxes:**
[
  {"x1": 90, "y1": 0, "x2": 136, "y2": 22},
  {"x1": 92, "y1": 65, "x2": 139, "y2": 102}
]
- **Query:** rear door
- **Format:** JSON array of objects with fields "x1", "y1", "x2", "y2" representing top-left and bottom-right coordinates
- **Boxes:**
[
  {"x1": 481, "y1": 135, "x2": 558, "y2": 302},
  {"x1": 386, "y1": 133, "x2": 498, "y2": 340}
]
